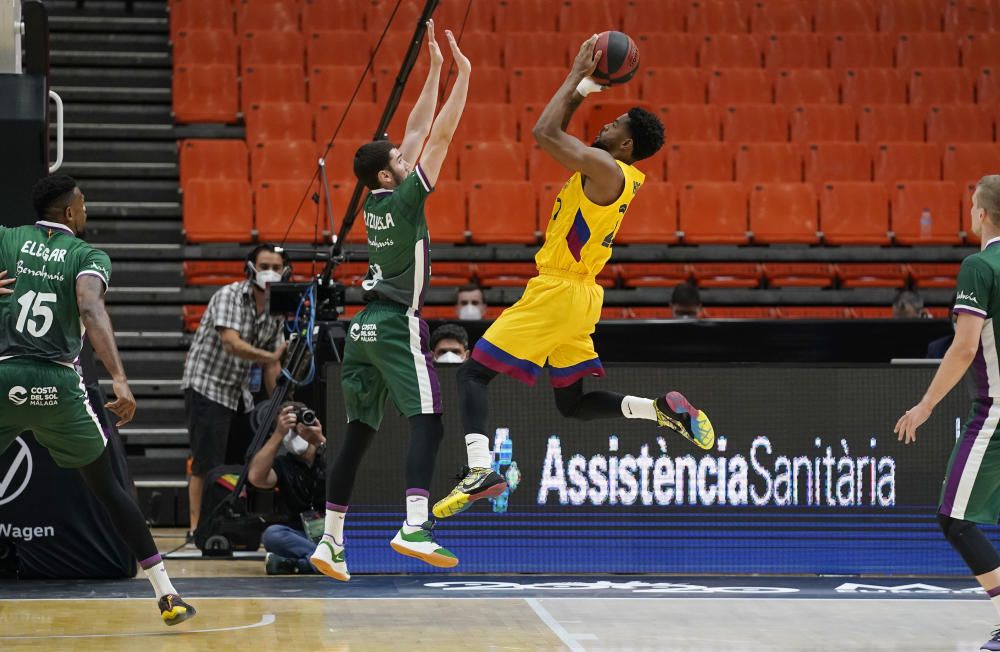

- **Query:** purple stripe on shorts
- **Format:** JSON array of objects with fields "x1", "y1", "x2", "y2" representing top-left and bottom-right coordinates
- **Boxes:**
[
  {"x1": 940, "y1": 398, "x2": 994, "y2": 516},
  {"x1": 325, "y1": 502, "x2": 348, "y2": 513},
  {"x1": 987, "y1": 586, "x2": 1000, "y2": 598},
  {"x1": 419, "y1": 319, "x2": 443, "y2": 412},
  {"x1": 139, "y1": 553, "x2": 162, "y2": 570},
  {"x1": 406, "y1": 488, "x2": 430, "y2": 498}
]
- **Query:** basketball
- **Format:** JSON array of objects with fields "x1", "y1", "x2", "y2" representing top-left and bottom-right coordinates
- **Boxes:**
[{"x1": 592, "y1": 30, "x2": 640, "y2": 85}]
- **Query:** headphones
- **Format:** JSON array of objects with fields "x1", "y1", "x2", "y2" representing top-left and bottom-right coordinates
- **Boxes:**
[{"x1": 245, "y1": 243, "x2": 292, "y2": 282}]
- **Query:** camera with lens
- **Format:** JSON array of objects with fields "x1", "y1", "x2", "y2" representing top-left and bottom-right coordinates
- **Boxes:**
[{"x1": 293, "y1": 405, "x2": 317, "y2": 427}]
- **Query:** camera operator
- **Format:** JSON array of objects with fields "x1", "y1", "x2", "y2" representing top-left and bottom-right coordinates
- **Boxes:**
[{"x1": 247, "y1": 402, "x2": 327, "y2": 575}]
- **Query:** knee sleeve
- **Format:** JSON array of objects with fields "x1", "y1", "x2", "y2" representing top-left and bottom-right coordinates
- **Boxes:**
[{"x1": 938, "y1": 513, "x2": 1000, "y2": 575}]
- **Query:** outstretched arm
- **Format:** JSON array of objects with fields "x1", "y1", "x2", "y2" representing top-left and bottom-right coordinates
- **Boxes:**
[
  {"x1": 77, "y1": 274, "x2": 135, "y2": 426},
  {"x1": 418, "y1": 30, "x2": 470, "y2": 187},
  {"x1": 532, "y1": 36, "x2": 622, "y2": 197},
  {"x1": 398, "y1": 20, "x2": 443, "y2": 163}
]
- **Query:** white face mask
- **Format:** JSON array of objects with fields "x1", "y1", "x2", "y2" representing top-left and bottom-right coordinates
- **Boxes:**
[
  {"x1": 435, "y1": 351, "x2": 465, "y2": 364},
  {"x1": 283, "y1": 430, "x2": 309, "y2": 456},
  {"x1": 254, "y1": 269, "x2": 282, "y2": 290},
  {"x1": 458, "y1": 303, "x2": 483, "y2": 320}
]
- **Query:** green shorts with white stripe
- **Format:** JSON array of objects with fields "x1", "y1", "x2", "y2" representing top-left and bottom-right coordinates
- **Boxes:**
[
  {"x1": 939, "y1": 398, "x2": 1000, "y2": 525},
  {"x1": 341, "y1": 301, "x2": 442, "y2": 430},
  {"x1": 0, "y1": 357, "x2": 107, "y2": 468}
]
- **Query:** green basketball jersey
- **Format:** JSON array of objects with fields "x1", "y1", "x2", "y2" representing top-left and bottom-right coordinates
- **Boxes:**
[
  {"x1": 0, "y1": 221, "x2": 112, "y2": 364},
  {"x1": 359, "y1": 165, "x2": 432, "y2": 313},
  {"x1": 954, "y1": 237, "x2": 1000, "y2": 398}
]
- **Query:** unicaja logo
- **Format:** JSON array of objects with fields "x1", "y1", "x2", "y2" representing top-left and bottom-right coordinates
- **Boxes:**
[
  {"x1": 8, "y1": 386, "x2": 27, "y2": 406},
  {"x1": 350, "y1": 323, "x2": 361, "y2": 341}
]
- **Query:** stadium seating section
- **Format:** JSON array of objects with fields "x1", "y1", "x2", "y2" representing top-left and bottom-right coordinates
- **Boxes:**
[{"x1": 173, "y1": 0, "x2": 999, "y2": 320}]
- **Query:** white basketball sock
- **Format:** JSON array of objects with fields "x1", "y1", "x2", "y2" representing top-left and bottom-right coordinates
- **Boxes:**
[
  {"x1": 621, "y1": 396, "x2": 657, "y2": 421},
  {"x1": 324, "y1": 502, "x2": 347, "y2": 545},
  {"x1": 465, "y1": 433, "x2": 492, "y2": 469},
  {"x1": 143, "y1": 561, "x2": 177, "y2": 599}
]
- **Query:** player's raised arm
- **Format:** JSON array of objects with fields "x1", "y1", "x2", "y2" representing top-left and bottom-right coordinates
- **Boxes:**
[
  {"x1": 532, "y1": 35, "x2": 622, "y2": 193},
  {"x1": 398, "y1": 20, "x2": 443, "y2": 164},
  {"x1": 418, "y1": 30, "x2": 470, "y2": 187},
  {"x1": 77, "y1": 274, "x2": 135, "y2": 426}
]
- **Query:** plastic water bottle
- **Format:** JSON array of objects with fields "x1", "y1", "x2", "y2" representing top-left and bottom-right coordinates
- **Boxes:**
[{"x1": 920, "y1": 207, "x2": 933, "y2": 239}]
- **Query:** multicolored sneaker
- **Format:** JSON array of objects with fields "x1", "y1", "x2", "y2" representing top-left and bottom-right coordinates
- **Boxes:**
[
  {"x1": 432, "y1": 466, "x2": 508, "y2": 519},
  {"x1": 982, "y1": 628, "x2": 1000, "y2": 651},
  {"x1": 309, "y1": 536, "x2": 350, "y2": 582},
  {"x1": 158, "y1": 594, "x2": 196, "y2": 626},
  {"x1": 390, "y1": 521, "x2": 459, "y2": 568},
  {"x1": 655, "y1": 391, "x2": 715, "y2": 450}
]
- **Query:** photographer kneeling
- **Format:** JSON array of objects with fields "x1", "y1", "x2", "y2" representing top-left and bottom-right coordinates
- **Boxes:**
[{"x1": 247, "y1": 402, "x2": 327, "y2": 574}]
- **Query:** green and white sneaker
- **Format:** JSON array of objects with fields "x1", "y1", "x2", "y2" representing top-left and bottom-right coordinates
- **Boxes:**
[
  {"x1": 655, "y1": 391, "x2": 715, "y2": 450},
  {"x1": 390, "y1": 521, "x2": 459, "y2": 568},
  {"x1": 309, "y1": 536, "x2": 350, "y2": 581}
]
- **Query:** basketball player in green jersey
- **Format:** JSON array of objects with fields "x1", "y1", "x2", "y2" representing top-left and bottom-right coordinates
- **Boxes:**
[
  {"x1": 896, "y1": 175, "x2": 1000, "y2": 651},
  {"x1": 0, "y1": 175, "x2": 195, "y2": 626},
  {"x1": 309, "y1": 23, "x2": 473, "y2": 581}
]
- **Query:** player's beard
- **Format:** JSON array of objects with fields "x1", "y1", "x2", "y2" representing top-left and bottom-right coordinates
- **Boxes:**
[
  {"x1": 391, "y1": 168, "x2": 406, "y2": 187},
  {"x1": 591, "y1": 138, "x2": 610, "y2": 152}
]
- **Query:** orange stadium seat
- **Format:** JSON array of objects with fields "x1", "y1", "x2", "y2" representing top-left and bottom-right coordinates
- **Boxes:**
[
  {"x1": 735, "y1": 143, "x2": 802, "y2": 183},
  {"x1": 943, "y1": 143, "x2": 1000, "y2": 185},
  {"x1": 842, "y1": 69, "x2": 909, "y2": 104},
  {"x1": 169, "y1": 0, "x2": 233, "y2": 40},
  {"x1": 962, "y1": 180, "x2": 980, "y2": 241},
  {"x1": 819, "y1": 182, "x2": 890, "y2": 244},
  {"x1": 836, "y1": 264, "x2": 909, "y2": 288},
  {"x1": 183, "y1": 304, "x2": 207, "y2": 332},
  {"x1": 255, "y1": 180, "x2": 323, "y2": 243},
  {"x1": 179, "y1": 140, "x2": 249, "y2": 189},
  {"x1": 586, "y1": 101, "x2": 642, "y2": 141},
  {"x1": 909, "y1": 68, "x2": 976, "y2": 105},
  {"x1": 374, "y1": 63, "x2": 429, "y2": 104},
  {"x1": 172, "y1": 65, "x2": 239, "y2": 124},
  {"x1": 892, "y1": 181, "x2": 962, "y2": 244},
  {"x1": 699, "y1": 34, "x2": 761, "y2": 68},
  {"x1": 962, "y1": 33, "x2": 1000, "y2": 70},
  {"x1": 424, "y1": 181, "x2": 469, "y2": 244},
  {"x1": 926, "y1": 104, "x2": 995, "y2": 143},
  {"x1": 172, "y1": 30, "x2": 238, "y2": 67},
  {"x1": 851, "y1": 307, "x2": 895, "y2": 318},
  {"x1": 435, "y1": 0, "x2": 496, "y2": 32},
  {"x1": 448, "y1": 33, "x2": 503, "y2": 69},
  {"x1": 815, "y1": 0, "x2": 877, "y2": 32},
  {"x1": 529, "y1": 144, "x2": 573, "y2": 183},
  {"x1": 658, "y1": 105, "x2": 722, "y2": 141},
  {"x1": 427, "y1": 262, "x2": 474, "y2": 288},
  {"x1": 774, "y1": 69, "x2": 839, "y2": 104},
  {"x1": 616, "y1": 182, "x2": 679, "y2": 245},
  {"x1": 619, "y1": 263, "x2": 689, "y2": 288},
  {"x1": 503, "y1": 32, "x2": 566, "y2": 69},
  {"x1": 309, "y1": 66, "x2": 374, "y2": 106},
  {"x1": 475, "y1": 263, "x2": 537, "y2": 288},
  {"x1": 686, "y1": 0, "x2": 750, "y2": 33},
  {"x1": 236, "y1": 0, "x2": 299, "y2": 33},
  {"x1": 909, "y1": 263, "x2": 961, "y2": 288},
  {"x1": 749, "y1": 183, "x2": 819, "y2": 243},
  {"x1": 509, "y1": 68, "x2": 567, "y2": 105},
  {"x1": 857, "y1": 104, "x2": 925, "y2": 142},
  {"x1": 763, "y1": 33, "x2": 829, "y2": 69},
  {"x1": 306, "y1": 31, "x2": 373, "y2": 68},
  {"x1": 804, "y1": 142, "x2": 872, "y2": 184},
  {"x1": 635, "y1": 34, "x2": 699, "y2": 68},
  {"x1": 678, "y1": 182, "x2": 749, "y2": 244},
  {"x1": 977, "y1": 68, "x2": 1000, "y2": 102},
  {"x1": 371, "y1": 37, "x2": 418, "y2": 71},
  {"x1": 777, "y1": 307, "x2": 849, "y2": 319},
  {"x1": 322, "y1": 182, "x2": 365, "y2": 244},
  {"x1": 184, "y1": 261, "x2": 245, "y2": 286},
  {"x1": 251, "y1": 140, "x2": 318, "y2": 183},
  {"x1": 790, "y1": 104, "x2": 857, "y2": 142},
  {"x1": 460, "y1": 142, "x2": 526, "y2": 182},
  {"x1": 245, "y1": 102, "x2": 313, "y2": 147},
  {"x1": 183, "y1": 179, "x2": 254, "y2": 243},
  {"x1": 314, "y1": 102, "x2": 381, "y2": 142},
  {"x1": 301, "y1": 0, "x2": 365, "y2": 31},
  {"x1": 874, "y1": 143, "x2": 941, "y2": 184},
  {"x1": 945, "y1": 0, "x2": 1000, "y2": 33},
  {"x1": 829, "y1": 33, "x2": 896, "y2": 69},
  {"x1": 639, "y1": 145, "x2": 667, "y2": 182},
  {"x1": 242, "y1": 64, "x2": 306, "y2": 109},
  {"x1": 667, "y1": 142, "x2": 734, "y2": 183},
  {"x1": 240, "y1": 31, "x2": 304, "y2": 72},
  {"x1": 641, "y1": 68, "x2": 707, "y2": 104},
  {"x1": 559, "y1": 0, "x2": 621, "y2": 33},
  {"x1": 709, "y1": 68, "x2": 773, "y2": 104},
  {"x1": 453, "y1": 103, "x2": 519, "y2": 143},
  {"x1": 751, "y1": 1, "x2": 813, "y2": 33},
  {"x1": 879, "y1": 0, "x2": 944, "y2": 32},
  {"x1": 365, "y1": 0, "x2": 425, "y2": 33},
  {"x1": 703, "y1": 307, "x2": 776, "y2": 319},
  {"x1": 896, "y1": 33, "x2": 962, "y2": 69},
  {"x1": 691, "y1": 263, "x2": 762, "y2": 288},
  {"x1": 330, "y1": 262, "x2": 371, "y2": 286},
  {"x1": 763, "y1": 263, "x2": 836, "y2": 288},
  {"x1": 623, "y1": 0, "x2": 687, "y2": 34},
  {"x1": 319, "y1": 139, "x2": 368, "y2": 184},
  {"x1": 495, "y1": 0, "x2": 560, "y2": 32},
  {"x1": 723, "y1": 104, "x2": 788, "y2": 142},
  {"x1": 468, "y1": 181, "x2": 538, "y2": 244}
]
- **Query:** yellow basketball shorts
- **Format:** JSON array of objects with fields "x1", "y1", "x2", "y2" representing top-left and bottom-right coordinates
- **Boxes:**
[{"x1": 471, "y1": 269, "x2": 606, "y2": 387}]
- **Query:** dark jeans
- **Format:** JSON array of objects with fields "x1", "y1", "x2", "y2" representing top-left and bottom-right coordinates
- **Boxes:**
[{"x1": 262, "y1": 525, "x2": 317, "y2": 572}]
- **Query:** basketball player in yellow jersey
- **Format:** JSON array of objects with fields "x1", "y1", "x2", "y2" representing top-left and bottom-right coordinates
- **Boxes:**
[{"x1": 434, "y1": 35, "x2": 716, "y2": 519}]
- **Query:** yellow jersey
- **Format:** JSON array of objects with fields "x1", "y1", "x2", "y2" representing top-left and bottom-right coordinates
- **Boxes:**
[{"x1": 534, "y1": 160, "x2": 646, "y2": 279}]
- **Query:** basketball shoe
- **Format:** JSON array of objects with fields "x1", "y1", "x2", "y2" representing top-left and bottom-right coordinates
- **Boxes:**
[
  {"x1": 655, "y1": 391, "x2": 715, "y2": 450},
  {"x1": 390, "y1": 520, "x2": 459, "y2": 568},
  {"x1": 432, "y1": 466, "x2": 507, "y2": 518},
  {"x1": 158, "y1": 594, "x2": 196, "y2": 626},
  {"x1": 309, "y1": 536, "x2": 350, "y2": 582},
  {"x1": 983, "y1": 629, "x2": 1000, "y2": 651}
]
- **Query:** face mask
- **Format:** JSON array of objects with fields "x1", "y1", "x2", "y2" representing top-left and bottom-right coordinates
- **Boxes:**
[
  {"x1": 435, "y1": 351, "x2": 465, "y2": 364},
  {"x1": 282, "y1": 430, "x2": 309, "y2": 456},
  {"x1": 254, "y1": 269, "x2": 282, "y2": 290},
  {"x1": 459, "y1": 303, "x2": 483, "y2": 320}
]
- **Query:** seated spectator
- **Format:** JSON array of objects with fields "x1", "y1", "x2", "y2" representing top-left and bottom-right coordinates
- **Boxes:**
[
  {"x1": 430, "y1": 324, "x2": 470, "y2": 364},
  {"x1": 893, "y1": 290, "x2": 931, "y2": 319},
  {"x1": 455, "y1": 283, "x2": 487, "y2": 320},
  {"x1": 671, "y1": 282, "x2": 702, "y2": 320},
  {"x1": 247, "y1": 403, "x2": 327, "y2": 575}
]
